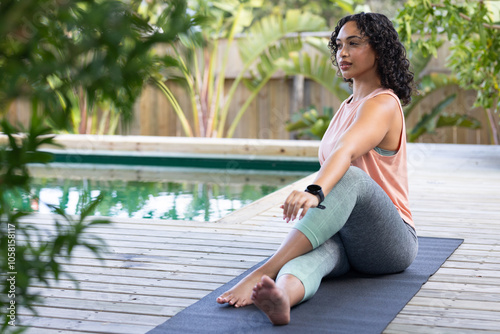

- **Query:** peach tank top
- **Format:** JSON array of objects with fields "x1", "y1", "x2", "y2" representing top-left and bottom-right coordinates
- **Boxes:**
[{"x1": 318, "y1": 88, "x2": 414, "y2": 227}]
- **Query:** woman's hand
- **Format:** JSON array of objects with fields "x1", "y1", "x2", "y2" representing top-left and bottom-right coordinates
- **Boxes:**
[{"x1": 280, "y1": 190, "x2": 320, "y2": 223}]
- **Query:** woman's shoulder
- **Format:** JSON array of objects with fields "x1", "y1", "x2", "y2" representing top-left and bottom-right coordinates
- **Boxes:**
[
  {"x1": 371, "y1": 88, "x2": 399, "y2": 100},
  {"x1": 353, "y1": 90, "x2": 402, "y2": 130},
  {"x1": 360, "y1": 89, "x2": 400, "y2": 112},
  {"x1": 362, "y1": 88, "x2": 402, "y2": 114}
]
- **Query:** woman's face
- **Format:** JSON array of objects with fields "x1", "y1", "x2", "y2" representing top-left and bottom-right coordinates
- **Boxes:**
[{"x1": 335, "y1": 21, "x2": 378, "y2": 82}]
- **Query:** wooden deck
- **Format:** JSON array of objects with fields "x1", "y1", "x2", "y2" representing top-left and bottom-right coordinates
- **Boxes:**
[{"x1": 18, "y1": 143, "x2": 500, "y2": 333}]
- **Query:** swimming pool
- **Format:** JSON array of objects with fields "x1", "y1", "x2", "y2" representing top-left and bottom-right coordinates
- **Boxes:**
[{"x1": 23, "y1": 163, "x2": 310, "y2": 222}]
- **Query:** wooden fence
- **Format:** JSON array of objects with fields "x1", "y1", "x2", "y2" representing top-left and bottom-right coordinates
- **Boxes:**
[{"x1": 5, "y1": 38, "x2": 495, "y2": 145}]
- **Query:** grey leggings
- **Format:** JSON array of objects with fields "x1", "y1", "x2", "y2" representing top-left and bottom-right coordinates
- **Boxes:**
[{"x1": 277, "y1": 166, "x2": 418, "y2": 302}]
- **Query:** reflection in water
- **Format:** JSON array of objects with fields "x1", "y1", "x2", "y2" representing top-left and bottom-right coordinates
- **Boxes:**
[{"x1": 16, "y1": 164, "x2": 308, "y2": 222}]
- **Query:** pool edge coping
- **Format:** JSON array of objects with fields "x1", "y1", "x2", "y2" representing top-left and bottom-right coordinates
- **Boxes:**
[{"x1": 1, "y1": 134, "x2": 321, "y2": 158}]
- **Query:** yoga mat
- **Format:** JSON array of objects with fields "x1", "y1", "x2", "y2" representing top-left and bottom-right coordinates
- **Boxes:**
[{"x1": 148, "y1": 237, "x2": 463, "y2": 334}]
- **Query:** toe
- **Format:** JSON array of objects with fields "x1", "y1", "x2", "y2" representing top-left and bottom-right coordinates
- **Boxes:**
[{"x1": 217, "y1": 292, "x2": 234, "y2": 304}]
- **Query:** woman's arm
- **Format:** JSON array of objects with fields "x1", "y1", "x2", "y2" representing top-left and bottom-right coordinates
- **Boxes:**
[{"x1": 282, "y1": 94, "x2": 401, "y2": 222}]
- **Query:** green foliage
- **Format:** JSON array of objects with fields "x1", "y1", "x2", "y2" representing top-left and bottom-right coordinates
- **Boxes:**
[
  {"x1": 161, "y1": 3, "x2": 329, "y2": 138},
  {"x1": 0, "y1": 0, "x2": 195, "y2": 134},
  {"x1": 403, "y1": 46, "x2": 482, "y2": 142},
  {"x1": 408, "y1": 94, "x2": 480, "y2": 142},
  {"x1": 286, "y1": 105, "x2": 334, "y2": 140},
  {"x1": 252, "y1": 0, "x2": 368, "y2": 25},
  {"x1": 159, "y1": 0, "x2": 372, "y2": 138},
  {"x1": 273, "y1": 36, "x2": 351, "y2": 99},
  {"x1": 157, "y1": 0, "x2": 264, "y2": 137},
  {"x1": 0, "y1": 120, "x2": 111, "y2": 331},
  {"x1": 49, "y1": 195, "x2": 110, "y2": 258},
  {"x1": 229, "y1": 11, "x2": 333, "y2": 138},
  {"x1": 396, "y1": 0, "x2": 500, "y2": 143}
]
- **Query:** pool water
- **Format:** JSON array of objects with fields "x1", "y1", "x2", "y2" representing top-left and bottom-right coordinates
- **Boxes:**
[{"x1": 20, "y1": 164, "x2": 309, "y2": 222}]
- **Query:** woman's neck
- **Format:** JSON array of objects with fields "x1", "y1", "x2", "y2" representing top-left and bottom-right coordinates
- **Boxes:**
[{"x1": 350, "y1": 79, "x2": 383, "y2": 103}]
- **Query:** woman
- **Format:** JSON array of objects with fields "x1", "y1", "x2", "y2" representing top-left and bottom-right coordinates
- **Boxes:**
[{"x1": 217, "y1": 12, "x2": 417, "y2": 326}]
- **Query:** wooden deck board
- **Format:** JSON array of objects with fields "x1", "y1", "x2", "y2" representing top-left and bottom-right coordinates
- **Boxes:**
[{"x1": 16, "y1": 144, "x2": 500, "y2": 333}]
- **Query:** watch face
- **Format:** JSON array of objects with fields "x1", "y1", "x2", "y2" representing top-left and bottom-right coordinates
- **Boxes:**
[{"x1": 307, "y1": 184, "x2": 321, "y2": 192}]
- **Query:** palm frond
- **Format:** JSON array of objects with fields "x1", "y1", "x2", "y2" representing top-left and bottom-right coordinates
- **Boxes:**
[
  {"x1": 238, "y1": 10, "x2": 326, "y2": 65},
  {"x1": 405, "y1": 72, "x2": 459, "y2": 117},
  {"x1": 243, "y1": 38, "x2": 304, "y2": 91},
  {"x1": 305, "y1": 36, "x2": 331, "y2": 57},
  {"x1": 408, "y1": 94, "x2": 457, "y2": 142},
  {"x1": 277, "y1": 52, "x2": 350, "y2": 100}
]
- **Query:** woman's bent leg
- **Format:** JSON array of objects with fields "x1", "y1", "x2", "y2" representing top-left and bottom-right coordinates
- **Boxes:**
[
  {"x1": 215, "y1": 165, "x2": 360, "y2": 308},
  {"x1": 217, "y1": 167, "x2": 373, "y2": 307},
  {"x1": 217, "y1": 166, "x2": 417, "y2": 307},
  {"x1": 293, "y1": 166, "x2": 418, "y2": 274},
  {"x1": 216, "y1": 167, "x2": 366, "y2": 307},
  {"x1": 293, "y1": 166, "x2": 379, "y2": 248}
]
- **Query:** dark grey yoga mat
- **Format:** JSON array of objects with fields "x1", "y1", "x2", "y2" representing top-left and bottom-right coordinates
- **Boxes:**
[{"x1": 148, "y1": 237, "x2": 463, "y2": 334}]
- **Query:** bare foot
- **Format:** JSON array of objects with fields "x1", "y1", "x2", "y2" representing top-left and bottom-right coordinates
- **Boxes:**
[
  {"x1": 251, "y1": 275, "x2": 290, "y2": 325},
  {"x1": 216, "y1": 271, "x2": 263, "y2": 307}
]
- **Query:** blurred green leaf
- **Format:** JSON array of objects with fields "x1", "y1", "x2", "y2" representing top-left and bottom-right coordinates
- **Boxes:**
[
  {"x1": 406, "y1": 94, "x2": 481, "y2": 142},
  {"x1": 286, "y1": 105, "x2": 333, "y2": 139},
  {"x1": 396, "y1": 0, "x2": 499, "y2": 143}
]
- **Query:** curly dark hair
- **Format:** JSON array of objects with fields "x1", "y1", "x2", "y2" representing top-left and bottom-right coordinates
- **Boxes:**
[{"x1": 328, "y1": 12, "x2": 414, "y2": 106}]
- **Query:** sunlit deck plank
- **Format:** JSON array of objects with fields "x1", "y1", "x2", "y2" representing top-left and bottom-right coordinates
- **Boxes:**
[{"x1": 385, "y1": 144, "x2": 500, "y2": 333}]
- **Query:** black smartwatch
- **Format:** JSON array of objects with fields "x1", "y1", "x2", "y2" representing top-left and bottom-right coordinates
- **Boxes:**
[{"x1": 305, "y1": 184, "x2": 326, "y2": 209}]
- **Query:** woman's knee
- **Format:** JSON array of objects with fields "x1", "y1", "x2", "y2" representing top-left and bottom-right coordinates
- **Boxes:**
[
  {"x1": 328, "y1": 166, "x2": 373, "y2": 200},
  {"x1": 342, "y1": 166, "x2": 371, "y2": 183}
]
